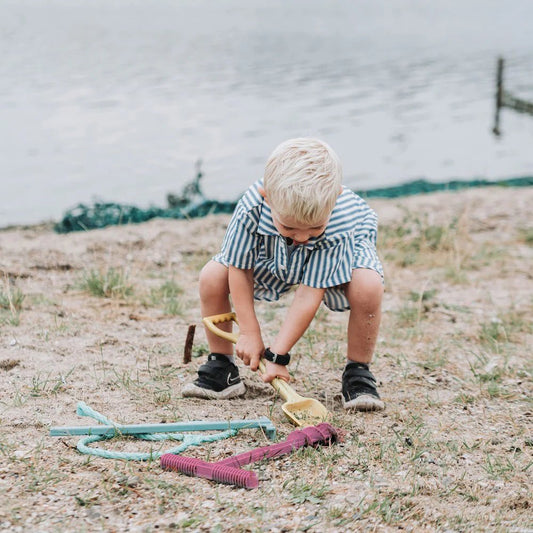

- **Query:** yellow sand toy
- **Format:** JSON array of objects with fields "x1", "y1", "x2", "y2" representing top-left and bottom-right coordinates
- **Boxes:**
[{"x1": 203, "y1": 312, "x2": 331, "y2": 427}]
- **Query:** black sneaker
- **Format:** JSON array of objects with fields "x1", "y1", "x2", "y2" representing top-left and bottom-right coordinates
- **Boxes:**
[
  {"x1": 182, "y1": 353, "x2": 246, "y2": 399},
  {"x1": 342, "y1": 361, "x2": 384, "y2": 411}
]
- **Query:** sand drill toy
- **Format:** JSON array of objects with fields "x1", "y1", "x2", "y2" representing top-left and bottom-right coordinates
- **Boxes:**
[{"x1": 161, "y1": 422, "x2": 339, "y2": 489}]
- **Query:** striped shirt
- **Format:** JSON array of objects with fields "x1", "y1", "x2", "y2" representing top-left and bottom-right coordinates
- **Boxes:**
[{"x1": 213, "y1": 181, "x2": 383, "y2": 311}]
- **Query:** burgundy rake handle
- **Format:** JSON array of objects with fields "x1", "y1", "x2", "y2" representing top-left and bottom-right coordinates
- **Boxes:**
[
  {"x1": 160, "y1": 423, "x2": 339, "y2": 489},
  {"x1": 217, "y1": 422, "x2": 338, "y2": 468}
]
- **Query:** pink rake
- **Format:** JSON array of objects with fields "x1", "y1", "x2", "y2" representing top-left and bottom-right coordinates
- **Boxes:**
[{"x1": 160, "y1": 422, "x2": 339, "y2": 489}]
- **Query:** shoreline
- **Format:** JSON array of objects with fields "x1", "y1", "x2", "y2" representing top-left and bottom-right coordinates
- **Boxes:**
[{"x1": 3, "y1": 175, "x2": 532, "y2": 234}]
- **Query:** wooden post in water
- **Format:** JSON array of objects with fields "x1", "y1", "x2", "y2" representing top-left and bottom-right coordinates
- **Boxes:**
[
  {"x1": 493, "y1": 57, "x2": 504, "y2": 136},
  {"x1": 492, "y1": 56, "x2": 533, "y2": 136}
]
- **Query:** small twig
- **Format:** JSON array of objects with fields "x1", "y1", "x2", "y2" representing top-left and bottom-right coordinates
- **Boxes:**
[
  {"x1": 183, "y1": 324, "x2": 196, "y2": 364},
  {"x1": 60, "y1": 439, "x2": 77, "y2": 450}
]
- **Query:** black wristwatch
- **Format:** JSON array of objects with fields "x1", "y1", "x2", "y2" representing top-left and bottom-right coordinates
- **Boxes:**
[{"x1": 264, "y1": 347, "x2": 291, "y2": 366}]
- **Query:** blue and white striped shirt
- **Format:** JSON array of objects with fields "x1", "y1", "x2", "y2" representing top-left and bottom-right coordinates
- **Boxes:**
[{"x1": 213, "y1": 181, "x2": 383, "y2": 311}]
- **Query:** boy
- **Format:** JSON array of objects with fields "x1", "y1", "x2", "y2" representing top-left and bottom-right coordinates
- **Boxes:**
[{"x1": 182, "y1": 138, "x2": 385, "y2": 411}]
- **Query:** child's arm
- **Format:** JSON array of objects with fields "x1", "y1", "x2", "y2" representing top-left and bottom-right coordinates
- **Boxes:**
[
  {"x1": 261, "y1": 284, "x2": 325, "y2": 383},
  {"x1": 228, "y1": 265, "x2": 265, "y2": 369}
]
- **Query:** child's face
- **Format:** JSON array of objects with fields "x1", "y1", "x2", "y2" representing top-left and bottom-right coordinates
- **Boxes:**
[{"x1": 270, "y1": 210, "x2": 328, "y2": 245}]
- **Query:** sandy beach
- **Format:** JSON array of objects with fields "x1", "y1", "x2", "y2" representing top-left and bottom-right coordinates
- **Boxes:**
[{"x1": 0, "y1": 187, "x2": 531, "y2": 532}]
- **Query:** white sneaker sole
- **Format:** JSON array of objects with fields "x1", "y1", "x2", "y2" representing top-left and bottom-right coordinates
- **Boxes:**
[
  {"x1": 343, "y1": 394, "x2": 385, "y2": 411},
  {"x1": 182, "y1": 381, "x2": 246, "y2": 400}
]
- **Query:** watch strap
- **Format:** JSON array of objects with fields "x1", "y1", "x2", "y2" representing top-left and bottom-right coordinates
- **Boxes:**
[{"x1": 264, "y1": 347, "x2": 290, "y2": 366}]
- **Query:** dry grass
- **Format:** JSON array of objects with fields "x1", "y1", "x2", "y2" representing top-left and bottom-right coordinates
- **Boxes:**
[{"x1": 0, "y1": 187, "x2": 531, "y2": 532}]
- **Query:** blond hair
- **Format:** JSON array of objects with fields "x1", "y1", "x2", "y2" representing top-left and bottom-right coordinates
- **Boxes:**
[{"x1": 263, "y1": 138, "x2": 343, "y2": 225}]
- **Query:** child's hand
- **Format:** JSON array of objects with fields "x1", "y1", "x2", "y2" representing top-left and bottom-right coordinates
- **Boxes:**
[
  {"x1": 261, "y1": 360, "x2": 291, "y2": 383},
  {"x1": 235, "y1": 333, "x2": 264, "y2": 370}
]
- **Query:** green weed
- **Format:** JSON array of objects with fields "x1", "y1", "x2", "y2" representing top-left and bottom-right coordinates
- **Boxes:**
[
  {"x1": 100, "y1": 357, "x2": 178, "y2": 405},
  {"x1": 482, "y1": 454, "x2": 516, "y2": 480},
  {"x1": 143, "y1": 476, "x2": 191, "y2": 514},
  {"x1": 26, "y1": 460, "x2": 66, "y2": 492},
  {"x1": 18, "y1": 440, "x2": 66, "y2": 492},
  {"x1": 0, "y1": 283, "x2": 25, "y2": 325},
  {"x1": 149, "y1": 280, "x2": 184, "y2": 316},
  {"x1": 395, "y1": 304, "x2": 421, "y2": 328},
  {"x1": 30, "y1": 368, "x2": 75, "y2": 397},
  {"x1": 285, "y1": 479, "x2": 330, "y2": 504},
  {"x1": 0, "y1": 435, "x2": 15, "y2": 459},
  {"x1": 408, "y1": 288, "x2": 437, "y2": 302},
  {"x1": 454, "y1": 392, "x2": 476, "y2": 404},
  {"x1": 192, "y1": 342, "x2": 209, "y2": 358},
  {"x1": 479, "y1": 310, "x2": 530, "y2": 352},
  {"x1": 465, "y1": 349, "x2": 517, "y2": 399},
  {"x1": 485, "y1": 380, "x2": 512, "y2": 399},
  {"x1": 375, "y1": 497, "x2": 413, "y2": 525},
  {"x1": 182, "y1": 249, "x2": 213, "y2": 272},
  {"x1": 379, "y1": 210, "x2": 460, "y2": 268},
  {"x1": 28, "y1": 293, "x2": 56, "y2": 306},
  {"x1": 443, "y1": 265, "x2": 469, "y2": 284},
  {"x1": 417, "y1": 348, "x2": 447, "y2": 372},
  {"x1": 110, "y1": 368, "x2": 142, "y2": 396},
  {"x1": 79, "y1": 267, "x2": 133, "y2": 298},
  {"x1": 518, "y1": 226, "x2": 533, "y2": 245},
  {"x1": 468, "y1": 244, "x2": 506, "y2": 269},
  {"x1": 0, "y1": 286, "x2": 25, "y2": 311}
]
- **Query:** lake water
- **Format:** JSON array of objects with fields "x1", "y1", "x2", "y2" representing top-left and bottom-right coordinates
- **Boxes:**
[{"x1": 1, "y1": 0, "x2": 532, "y2": 227}]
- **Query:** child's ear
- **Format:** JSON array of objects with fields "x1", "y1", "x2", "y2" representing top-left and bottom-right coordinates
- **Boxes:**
[{"x1": 258, "y1": 186, "x2": 268, "y2": 203}]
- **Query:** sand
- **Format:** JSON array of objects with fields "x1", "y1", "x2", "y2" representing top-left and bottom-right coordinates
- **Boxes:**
[{"x1": 0, "y1": 187, "x2": 531, "y2": 532}]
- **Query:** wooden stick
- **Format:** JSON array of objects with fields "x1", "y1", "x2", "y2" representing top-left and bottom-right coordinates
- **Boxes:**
[{"x1": 183, "y1": 324, "x2": 196, "y2": 363}]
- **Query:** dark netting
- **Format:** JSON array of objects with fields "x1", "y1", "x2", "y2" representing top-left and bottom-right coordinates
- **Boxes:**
[
  {"x1": 54, "y1": 174, "x2": 533, "y2": 234},
  {"x1": 356, "y1": 176, "x2": 533, "y2": 199},
  {"x1": 54, "y1": 201, "x2": 238, "y2": 234}
]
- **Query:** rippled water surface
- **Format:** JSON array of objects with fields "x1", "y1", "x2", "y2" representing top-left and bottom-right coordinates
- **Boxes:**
[{"x1": 1, "y1": 0, "x2": 532, "y2": 226}]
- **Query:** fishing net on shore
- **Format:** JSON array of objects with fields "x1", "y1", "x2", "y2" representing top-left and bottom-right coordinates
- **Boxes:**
[
  {"x1": 54, "y1": 171, "x2": 533, "y2": 234},
  {"x1": 54, "y1": 164, "x2": 236, "y2": 233}
]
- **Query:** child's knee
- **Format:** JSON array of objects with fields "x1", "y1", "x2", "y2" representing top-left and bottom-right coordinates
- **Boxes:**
[
  {"x1": 347, "y1": 269, "x2": 383, "y2": 310},
  {"x1": 199, "y1": 260, "x2": 229, "y2": 297}
]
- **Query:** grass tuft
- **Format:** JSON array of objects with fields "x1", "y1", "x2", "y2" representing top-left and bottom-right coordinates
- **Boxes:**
[
  {"x1": 149, "y1": 280, "x2": 184, "y2": 316},
  {"x1": 0, "y1": 281, "x2": 25, "y2": 325},
  {"x1": 79, "y1": 267, "x2": 133, "y2": 298}
]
